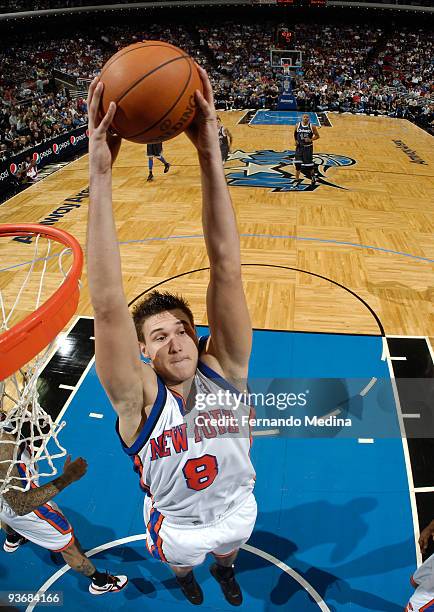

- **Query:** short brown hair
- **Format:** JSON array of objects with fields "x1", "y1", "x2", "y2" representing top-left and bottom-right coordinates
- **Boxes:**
[{"x1": 132, "y1": 290, "x2": 194, "y2": 342}]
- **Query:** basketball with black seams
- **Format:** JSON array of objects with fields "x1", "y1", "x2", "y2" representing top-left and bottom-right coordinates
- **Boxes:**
[{"x1": 99, "y1": 41, "x2": 203, "y2": 144}]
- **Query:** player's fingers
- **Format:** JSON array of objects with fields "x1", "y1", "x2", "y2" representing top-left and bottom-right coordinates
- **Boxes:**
[
  {"x1": 64, "y1": 455, "x2": 71, "y2": 468},
  {"x1": 98, "y1": 101, "x2": 116, "y2": 133},
  {"x1": 196, "y1": 65, "x2": 214, "y2": 106},
  {"x1": 89, "y1": 81, "x2": 104, "y2": 128},
  {"x1": 86, "y1": 77, "x2": 100, "y2": 128},
  {"x1": 194, "y1": 89, "x2": 210, "y2": 115}
]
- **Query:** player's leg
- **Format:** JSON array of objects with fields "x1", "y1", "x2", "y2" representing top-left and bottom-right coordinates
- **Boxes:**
[
  {"x1": 210, "y1": 493, "x2": 257, "y2": 606},
  {"x1": 170, "y1": 563, "x2": 203, "y2": 605},
  {"x1": 213, "y1": 549, "x2": 238, "y2": 567},
  {"x1": 156, "y1": 155, "x2": 170, "y2": 173},
  {"x1": 143, "y1": 496, "x2": 203, "y2": 604},
  {"x1": 147, "y1": 156, "x2": 154, "y2": 181},
  {"x1": 61, "y1": 539, "x2": 128, "y2": 595},
  {"x1": 305, "y1": 145, "x2": 315, "y2": 185},
  {"x1": 210, "y1": 549, "x2": 243, "y2": 606},
  {"x1": 2, "y1": 520, "x2": 28, "y2": 552},
  {"x1": 294, "y1": 145, "x2": 302, "y2": 180},
  {"x1": 1, "y1": 503, "x2": 128, "y2": 596}
]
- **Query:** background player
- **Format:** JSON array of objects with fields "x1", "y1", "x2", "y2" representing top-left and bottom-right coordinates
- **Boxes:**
[
  {"x1": 405, "y1": 520, "x2": 434, "y2": 610},
  {"x1": 86, "y1": 66, "x2": 256, "y2": 606},
  {"x1": 0, "y1": 427, "x2": 127, "y2": 595},
  {"x1": 217, "y1": 115, "x2": 233, "y2": 164},
  {"x1": 146, "y1": 142, "x2": 170, "y2": 182},
  {"x1": 294, "y1": 113, "x2": 320, "y2": 186}
]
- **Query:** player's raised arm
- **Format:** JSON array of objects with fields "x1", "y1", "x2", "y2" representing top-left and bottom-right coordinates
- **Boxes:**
[
  {"x1": 87, "y1": 77, "x2": 155, "y2": 438},
  {"x1": 186, "y1": 67, "x2": 252, "y2": 381}
]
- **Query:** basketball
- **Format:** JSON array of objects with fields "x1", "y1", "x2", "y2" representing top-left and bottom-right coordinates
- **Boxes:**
[{"x1": 99, "y1": 41, "x2": 202, "y2": 144}]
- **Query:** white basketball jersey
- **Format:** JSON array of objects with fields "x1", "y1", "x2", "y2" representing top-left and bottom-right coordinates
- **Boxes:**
[
  {"x1": 116, "y1": 337, "x2": 255, "y2": 524},
  {"x1": 406, "y1": 554, "x2": 434, "y2": 611}
]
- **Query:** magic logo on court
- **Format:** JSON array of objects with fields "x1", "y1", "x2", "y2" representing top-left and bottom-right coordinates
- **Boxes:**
[{"x1": 225, "y1": 150, "x2": 356, "y2": 191}]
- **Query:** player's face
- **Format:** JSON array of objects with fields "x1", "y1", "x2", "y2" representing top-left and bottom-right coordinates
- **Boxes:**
[
  {"x1": 141, "y1": 309, "x2": 198, "y2": 384},
  {"x1": 302, "y1": 114, "x2": 309, "y2": 124}
]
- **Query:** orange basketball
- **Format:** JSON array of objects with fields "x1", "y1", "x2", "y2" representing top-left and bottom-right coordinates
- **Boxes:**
[{"x1": 99, "y1": 41, "x2": 202, "y2": 144}]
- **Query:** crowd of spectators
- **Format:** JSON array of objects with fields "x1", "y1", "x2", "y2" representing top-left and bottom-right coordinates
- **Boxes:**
[
  {"x1": 0, "y1": 19, "x2": 432, "y2": 165},
  {"x1": 204, "y1": 22, "x2": 433, "y2": 133},
  {"x1": 290, "y1": 24, "x2": 433, "y2": 133}
]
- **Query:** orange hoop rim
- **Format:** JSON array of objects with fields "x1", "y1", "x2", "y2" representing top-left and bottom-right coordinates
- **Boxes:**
[{"x1": 0, "y1": 223, "x2": 83, "y2": 381}]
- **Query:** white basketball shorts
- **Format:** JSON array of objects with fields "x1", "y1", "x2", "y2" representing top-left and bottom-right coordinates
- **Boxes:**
[
  {"x1": 0, "y1": 500, "x2": 74, "y2": 552},
  {"x1": 144, "y1": 492, "x2": 257, "y2": 567}
]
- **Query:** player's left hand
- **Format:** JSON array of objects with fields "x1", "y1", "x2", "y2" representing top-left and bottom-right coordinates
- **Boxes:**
[
  {"x1": 185, "y1": 65, "x2": 220, "y2": 159},
  {"x1": 87, "y1": 77, "x2": 122, "y2": 174}
]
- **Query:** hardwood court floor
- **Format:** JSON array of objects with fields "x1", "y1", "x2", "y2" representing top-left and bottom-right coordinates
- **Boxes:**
[{"x1": 0, "y1": 112, "x2": 433, "y2": 347}]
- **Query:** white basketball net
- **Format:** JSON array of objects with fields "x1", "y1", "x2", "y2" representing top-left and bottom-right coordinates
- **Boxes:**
[{"x1": 0, "y1": 233, "x2": 75, "y2": 495}]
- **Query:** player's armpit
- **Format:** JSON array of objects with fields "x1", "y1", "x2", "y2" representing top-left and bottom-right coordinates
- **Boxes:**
[{"x1": 114, "y1": 363, "x2": 158, "y2": 447}]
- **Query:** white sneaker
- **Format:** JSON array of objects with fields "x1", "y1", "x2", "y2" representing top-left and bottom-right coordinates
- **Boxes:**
[
  {"x1": 3, "y1": 535, "x2": 28, "y2": 553},
  {"x1": 89, "y1": 573, "x2": 128, "y2": 595}
]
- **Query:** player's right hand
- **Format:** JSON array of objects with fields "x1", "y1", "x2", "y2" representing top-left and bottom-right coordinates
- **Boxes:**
[
  {"x1": 419, "y1": 520, "x2": 434, "y2": 553},
  {"x1": 63, "y1": 456, "x2": 88, "y2": 483},
  {"x1": 185, "y1": 65, "x2": 220, "y2": 160}
]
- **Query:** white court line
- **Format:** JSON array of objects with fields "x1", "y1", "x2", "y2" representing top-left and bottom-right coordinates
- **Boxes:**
[
  {"x1": 89, "y1": 413, "x2": 103, "y2": 419},
  {"x1": 248, "y1": 110, "x2": 260, "y2": 125},
  {"x1": 358, "y1": 438, "x2": 374, "y2": 444},
  {"x1": 252, "y1": 428, "x2": 280, "y2": 437},
  {"x1": 322, "y1": 408, "x2": 341, "y2": 418},
  {"x1": 360, "y1": 377, "x2": 377, "y2": 397},
  {"x1": 414, "y1": 487, "x2": 434, "y2": 493},
  {"x1": 58, "y1": 384, "x2": 75, "y2": 391},
  {"x1": 402, "y1": 414, "x2": 421, "y2": 419},
  {"x1": 381, "y1": 336, "x2": 387, "y2": 361},
  {"x1": 53, "y1": 318, "x2": 96, "y2": 428},
  {"x1": 324, "y1": 112, "x2": 333, "y2": 127},
  {"x1": 384, "y1": 338, "x2": 421, "y2": 566},
  {"x1": 390, "y1": 356, "x2": 407, "y2": 361},
  {"x1": 425, "y1": 337, "x2": 434, "y2": 364},
  {"x1": 27, "y1": 535, "x2": 330, "y2": 612},
  {"x1": 243, "y1": 544, "x2": 330, "y2": 611},
  {"x1": 387, "y1": 335, "x2": 428, "y2": 339}
]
